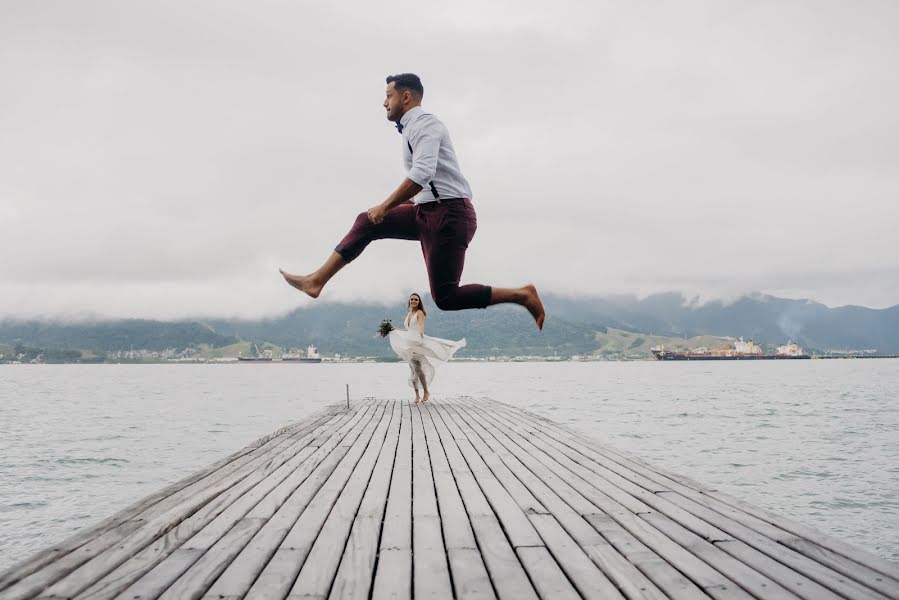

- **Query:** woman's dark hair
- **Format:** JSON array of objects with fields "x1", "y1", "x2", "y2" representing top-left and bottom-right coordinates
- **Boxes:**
[
  {"x1": 408, "y1": 293, "x2": 427, "y2": 316},
  {"x1": 386, "y1": 73, "x2": 423, "y2": 99}
]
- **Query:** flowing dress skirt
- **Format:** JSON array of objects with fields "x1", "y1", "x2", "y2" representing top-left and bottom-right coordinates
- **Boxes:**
[{"x1": 388, "y1": 329, "x2": 466, "y2": 388}]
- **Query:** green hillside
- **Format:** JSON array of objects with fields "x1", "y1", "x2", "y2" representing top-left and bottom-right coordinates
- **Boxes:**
[{"x1": 591, "y1": 328, "x2": 733, "y2": 359}]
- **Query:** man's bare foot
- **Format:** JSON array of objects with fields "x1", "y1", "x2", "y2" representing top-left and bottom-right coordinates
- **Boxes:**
[
  {"x1": 279, "y1": 268, "x2": 322, "y2": 299},
  {"x1": 522, "y1": 284, "x2": 546, "y2": 330},
  {"x1": 421, "y1": 391, "x2": 430, "y2": 403}
]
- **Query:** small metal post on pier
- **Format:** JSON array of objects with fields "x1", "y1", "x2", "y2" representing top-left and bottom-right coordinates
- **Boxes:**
[{"x1": 345, "y1": 384, "x2": 349, "y2": 408}]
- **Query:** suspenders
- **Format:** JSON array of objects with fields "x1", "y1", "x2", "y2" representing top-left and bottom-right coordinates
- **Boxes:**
[{"x1": 406, "y1": 140, "x2": 440, "y2": 199}]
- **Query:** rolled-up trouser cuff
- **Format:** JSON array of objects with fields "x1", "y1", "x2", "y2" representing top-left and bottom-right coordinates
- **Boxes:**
[
  {"x1": 334, "y1": 244, "x2": 355, "y2": 263},
  {"x1": 480, "y1": 285, "x2": 493, "y2": 309}
]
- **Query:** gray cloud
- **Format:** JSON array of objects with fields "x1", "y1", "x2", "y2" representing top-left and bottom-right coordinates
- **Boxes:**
[{"x1": 2, "y1": 0, "x2": 897, "y2": 320}]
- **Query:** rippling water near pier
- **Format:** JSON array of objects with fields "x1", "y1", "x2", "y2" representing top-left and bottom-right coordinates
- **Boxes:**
[{"x1": 1, "y1": 360, "x2": 897, "y2": 570}]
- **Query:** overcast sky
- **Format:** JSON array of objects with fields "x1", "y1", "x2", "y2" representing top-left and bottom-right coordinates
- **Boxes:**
[{"x1": 1, "y1": 0, "x2": 897, "y2": 320}]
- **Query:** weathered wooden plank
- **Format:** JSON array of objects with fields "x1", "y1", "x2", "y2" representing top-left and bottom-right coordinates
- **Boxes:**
[
  {"x1": 199, "y1": 402, "x2": 382, "y2": 600},
  {"x1": 481, "y1": 399, "x2": 728, "y2": 537},
  {"x1": 527, "y1": 424, "x2": 733, "y2": 542},
  {"x1": 418, "y1": 404, "x2": 480, "y2": 552},
  {"x1": 412, "y1": 514, "x2": 454, "y2": 600},
  {"x1": 453, "y1": 402, "x2": 675, "y2": 600},
  {"x1": 443, "y1": 403, "x2": 547, "y2": 517},
  {"x1": 289, "y1": 401, "x2": 400, "y2": 599},
  {"x1": 370, "y1": 401, "x2": 413, "y2": 600},
  {"x1": 76, "y1": 408, "x2": 356, "y2": 600},
  {"x1": 640, "y1": 511, "x2": 799, "y2": 600},
  {"x1": 409, "y1": 406, "x2": 454, "y2": 600},
  {"x1": 426, "y1": 403, "x2": 539, "y2": 600},
  {"x1": 556, "y1": 405, "x2": 899, "y2": 587},
  {"x1": 0, "y1": 407, "x2": 341, "y2": 600},
  {"x1": 527, "y1": 513, "x2": 626, "y2": 599},
  {"x1": 463, "y1": 402, "x2": 711, "y2": 600},
  {"x1": 439, "y1": 405, "x2": 547, "y2": 518},
  {"x1": 445, "y1": 548, "x2": 497, "y2": 600},
  {"x1": 18, "y1": 408, "x2": 345, "y2": 600},
  {"x1": 433, "y1": 403, "x2": 543, "y2": 550},
  {"x1": 418, "y1": 404, "x2": 495, "y2": 600},
  {"x1": 515, "y1": 546, "x2": 581, "y2": 600},
  {"x1": 656, "y1": 483, "x2": 898, "y2": 599},
  {"x1": 478, "y1": 398, "x2": 892, "y2": 597},
  {"x1": 780, "y1": 538, "x2": 899, "y2": 599},
  {"x1": 243, "y1": 401, "x2": 391, "y2": 599},
  {"x1": 471, "y1": 401, "x2": 753, "y2": 600},
  {"x1": 118, "y1": 403, "x2": 367, "y2": 600},
  {"x1": 482, "y1": 399, "x2": 897, "y2": 600},
  {"x1": 707, "y1": 494, "x2": 899, "y2": 586},
  {"x1": 462, "y1": 402, "x2": 712, "y2": 600},
  {"x1": 0, "y1": 406, "x2": 340, "y2": 596},
  {"x1": 328, "y1": 401, "x2": 402, "y2": 600},
  {"x1": 713, "y1": 538, "x2": 877, "y2": 600},
  {"x1": 371, "y1": 549, "x2": 412, "y2": 600},
  {"x1": 475, "y1": 406, "x2": 784, "y2": 599},
  {"x1": 82, "y1": 447, "x2": 317, "y2": 599},
  {"x1": 487, "y1": 399, "x2": 895, "y2": 599},
  {"x1": 660, "y1": 491, "x2": 892, "y2": 600}
]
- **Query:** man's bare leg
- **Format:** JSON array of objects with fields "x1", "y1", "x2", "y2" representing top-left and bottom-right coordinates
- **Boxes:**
[
  {"x1": 489, "y1": 284, "x2": 546, "y2": 330},
  {"x1": 279, "y1": 251, "x2": 346, "y2": 299}
]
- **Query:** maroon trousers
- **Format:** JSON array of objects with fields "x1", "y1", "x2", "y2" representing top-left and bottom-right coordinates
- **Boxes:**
[{"x1": 335, "y1": 198, "x2": 491, "y2": 310}]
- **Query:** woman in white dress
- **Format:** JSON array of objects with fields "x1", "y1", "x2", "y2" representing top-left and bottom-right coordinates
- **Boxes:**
[{"x1": 388, "y1": 293, "x2": 466, "y2": 403}]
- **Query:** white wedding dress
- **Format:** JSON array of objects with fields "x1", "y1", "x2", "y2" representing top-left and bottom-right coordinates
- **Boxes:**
[{"x1": 388, "y1": 312, "x2": 466, "y2": 389}]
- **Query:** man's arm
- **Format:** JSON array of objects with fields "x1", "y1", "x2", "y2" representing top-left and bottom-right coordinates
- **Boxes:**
[
  {"x1": 367, "y1": 178, "x2": 422, "y2": 224},
  {"x1": 406, "y1": 124, "x2": 440, "y2": 190},
  {"x1": 368, "y1": 116, "x2": 441, "y2": 224}
]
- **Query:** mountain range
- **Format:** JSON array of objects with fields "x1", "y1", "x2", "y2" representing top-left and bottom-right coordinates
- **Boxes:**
[{"x1": 1, "y1": 292, "x2": 897, "y2": 359}]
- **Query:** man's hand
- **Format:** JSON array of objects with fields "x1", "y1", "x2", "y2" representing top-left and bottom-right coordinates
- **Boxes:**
[
  {"x1": 367, "y1": 203, "x2": 388, "y2": 224},
  {"x1": 372, "y1": 178, "x2": 423, "y2": 223}
]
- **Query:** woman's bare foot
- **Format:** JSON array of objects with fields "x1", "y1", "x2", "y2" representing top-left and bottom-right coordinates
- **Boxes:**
[
  {"x1": 421, "y1": 391, "x2": 430, "y2": 403},
  {"x1": 279, "y1": 268, "x2": 323, "y2": 299},
  {"x1": 414, "y1": 392, "x2": 421, "y2": 404},
  {"x1": 522, "y1": 284, "x2": 545, "y2": 330}
]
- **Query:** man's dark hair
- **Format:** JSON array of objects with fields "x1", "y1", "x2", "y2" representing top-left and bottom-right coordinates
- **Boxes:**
[{"x1": 386, "y1": 73, "x2": 424, "y2": 99}]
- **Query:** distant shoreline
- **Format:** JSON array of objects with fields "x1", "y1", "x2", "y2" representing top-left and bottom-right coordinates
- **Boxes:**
[{"x1": 3, "y1": 355, "x2": 898, "y2": 365}]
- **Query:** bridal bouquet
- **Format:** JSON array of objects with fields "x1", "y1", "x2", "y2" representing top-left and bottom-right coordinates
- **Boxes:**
[{"x1": 378, "y1": 319, "x2": 395, "y2": 337}]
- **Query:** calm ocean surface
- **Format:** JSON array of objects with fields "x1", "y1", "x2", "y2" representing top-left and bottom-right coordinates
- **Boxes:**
[{"x1": 1, "y1": 360, "x2": 898, "y2": 571}]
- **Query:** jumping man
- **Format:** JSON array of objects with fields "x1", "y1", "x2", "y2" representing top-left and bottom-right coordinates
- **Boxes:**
[{"x1": 280, "y1": 73, "x2": 545, "y2": 329}]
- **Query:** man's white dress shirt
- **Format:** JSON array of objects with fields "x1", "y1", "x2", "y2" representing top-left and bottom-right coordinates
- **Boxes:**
[{"x1": 398, "y1": 106, "x2": 473, "y2": 205}]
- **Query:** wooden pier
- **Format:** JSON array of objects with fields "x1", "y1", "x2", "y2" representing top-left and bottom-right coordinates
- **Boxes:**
[{"x1": 1, "y1": 397, "x2": 897, "y2": 599}]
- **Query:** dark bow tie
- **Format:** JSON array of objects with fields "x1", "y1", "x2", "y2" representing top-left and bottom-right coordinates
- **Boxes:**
[{"x1": 395, "y1": 121, "x2": 404, "y2": 134}]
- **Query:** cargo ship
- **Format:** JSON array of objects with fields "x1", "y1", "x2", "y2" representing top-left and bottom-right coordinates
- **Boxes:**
[
  {"x1": 651, "y1": 338, "x2": 810, "y2": 361},
  {"x1": 281, "y1": 345, "x2": 322, "y2": 364},
  {"x1": 237, "y1": 344, "x2": 273, "y2": 362}
]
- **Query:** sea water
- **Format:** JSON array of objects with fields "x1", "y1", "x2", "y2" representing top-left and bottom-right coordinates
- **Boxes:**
[{"x1": 1, "y1": 360, "x2": 897, "y2": 570}]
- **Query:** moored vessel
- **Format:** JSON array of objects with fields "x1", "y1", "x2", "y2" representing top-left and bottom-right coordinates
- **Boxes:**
[
  {"x1": 651, "y1": 338, "x2": 811, "y2": 361},
  {"x1": 281, "y1": 344, "x2": 322, "y2": 363},
  {"x1": 237, "y1": 344, "x2": 274, "y2": 362}
]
